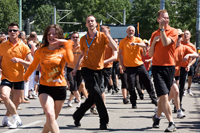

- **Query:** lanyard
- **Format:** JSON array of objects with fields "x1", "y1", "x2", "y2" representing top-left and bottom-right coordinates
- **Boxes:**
[{"x1": 85, "y1": 31, "x2": 97, "y2": 59}]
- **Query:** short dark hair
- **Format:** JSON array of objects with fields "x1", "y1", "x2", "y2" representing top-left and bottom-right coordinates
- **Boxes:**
[
  {"x1": 8, "y1": 22, "x2": 19, "y2": 29},
  {"x1": 30, "y1": 32, "x2": 37, "y2": 39},
  {"x1": 157, "y1": 10, "x2": 168, "y2": 18},
  {"x1": 86, "y1": 15, "x2": 96, "y2": 22},
  {"x1": 71, "y1": 31, "x2": 79, "y2": 38}
]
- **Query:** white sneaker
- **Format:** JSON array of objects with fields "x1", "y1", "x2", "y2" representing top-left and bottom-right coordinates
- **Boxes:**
[
  {"x1": 67, "y1": 101, "x2": 72, "y2": 107},
  {"x1": 76, "y1": 102, "x2": 82, "y2": 108},
  {"x1": 90, "y1": 107, "x2": 98, "y2": 115},
  {"x1": 154, "y1": 107, "x2": 165, "y2": 117},
  {"x1": 2, "y1": 117, "x2": 12, "y2": 127},
  {"x1": 188, "y1": 89, "x2": 193, "y2": 96},
  {"x1": 9, "y1": 119, "x2": 22, "y2": 129},
  {"x1": 183, "y1": 90, "x2": 187, "y2": 96},
  {"x1": 177, "y1": 110, "x2": 186, "y2": 118}
]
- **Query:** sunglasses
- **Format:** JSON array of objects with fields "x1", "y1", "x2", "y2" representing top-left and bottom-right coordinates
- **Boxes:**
[
  {"x1": 8, "y1": 29, "x2": 18, "y2": 32},
  {"x1": 73, "y1": 37, "x2": 79, "y2": 38}
]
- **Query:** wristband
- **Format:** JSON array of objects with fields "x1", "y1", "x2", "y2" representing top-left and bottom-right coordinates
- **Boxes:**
[{"x1": 36, "y1": 71, "x2": 39, "y2": 75}]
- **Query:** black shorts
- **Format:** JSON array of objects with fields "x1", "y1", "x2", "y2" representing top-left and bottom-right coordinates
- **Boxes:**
[
  {"x1": 175, "y1": 76, "x2": 180, "y2": 81},
  {"x1": 188, "y1": 66, "x2": 194, "y2": 76},
  {"x1": 1, "y1": 79, "x2": 24, "y2": 90},
  {"x1": 66, "y1": 67, "x2": 82, "y2": 93},
  {"x1": 38, "y1": 84, "x2": 67, "y2": 101},
  {"x1": 101, "y1": 68, "x2": 112, "y2": 92},
  {"x1": 152, "y1": 66, "x2": 175, "y2": 97}
]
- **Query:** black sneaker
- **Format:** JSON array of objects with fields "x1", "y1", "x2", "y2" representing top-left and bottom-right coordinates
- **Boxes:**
[
  {"x1": 181, "y1": 107, "x2": 185, "y2": 112},
  {"x1": 100, "y1": 124, "x2": 107, "y2": 130},
  {"x1": 152, "y1": 114, "x2": 160, "y2": 128},
  {"x1": 174, "y1": 106, "x2": 177, "y2": 113},
  {"x1": 123, "y1": 98, "x2": 129, "y2": 104},
  {"x1": 164, "y1": 122, "x2": 176, "y2": 132},
  {"x1": 132, "y1": 104, "x2": 137, "y2": 109},
  {"x1": 151, "y1": 100, "x2": 157, "y2": 106},
  {"x1": 139, "y1": 93, "x2": 144, "y2": 100},
  {"x1": 73, "y1": 115, "x2": 81, "y2": 127}
]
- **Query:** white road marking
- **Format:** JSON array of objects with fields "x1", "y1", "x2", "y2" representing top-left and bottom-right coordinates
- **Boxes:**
[{"x1": 3, "y1": 120, "x2": 43, "y2": 133}]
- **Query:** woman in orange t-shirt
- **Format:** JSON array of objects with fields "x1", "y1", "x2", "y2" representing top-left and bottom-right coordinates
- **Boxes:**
[{"x1": 23, "y1": 25, "x2": 73, "y2": 133}]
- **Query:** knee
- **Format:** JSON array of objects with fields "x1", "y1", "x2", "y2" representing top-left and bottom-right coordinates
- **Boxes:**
[
  {"x1": 1, "y1": 93, "x2": 9, "y2": 101},
  {"x1": 45, "y1": 110, "x2": 55, "y2": 122},
  {"x1": 159, "y1": 94, "x2": 168, "y2": 101}
]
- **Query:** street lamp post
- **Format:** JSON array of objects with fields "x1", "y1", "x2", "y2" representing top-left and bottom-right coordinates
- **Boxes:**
[
  {"x1": 19, "y1": 0, "x2": 22, "y2": 31},
  {"x1": 196, "y1": 0, "x2": 200, "y2": 48}
]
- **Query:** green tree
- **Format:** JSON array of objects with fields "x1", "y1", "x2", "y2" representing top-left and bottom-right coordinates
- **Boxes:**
[
  {"x1": 34, "y1": 5, "x2": 60, "y2": 34},
  {"x1": 0, "y1": 0, "x2": 18, "y2": 32},
  {"x1": 21, "y1": 0, "x2": 131, "y2": 33},
  {"x1": 128, "y1": 0, "x2": 197, "y2": 43},
  {"x1": 65, "y1": 0, "x2": 132, "y2": 32}
]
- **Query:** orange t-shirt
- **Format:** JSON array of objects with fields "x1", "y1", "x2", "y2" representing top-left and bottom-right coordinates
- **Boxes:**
[
  {"x1": 23, "y1": 41, "x2": 74, "y2": 86},
  {"x1": 0, "y1": 39, "x2": 31, "y2": 82},
  {"x1": 150, "y1": 25, "x2": 178, "y2": 66},
  {"x1": 180, "y1": 41, "x2": 197, "y2": 68},
  {"x1": 67, "y1": 45, "x2": 81, "y2": 70},
  {"x1": 174, "y1": 44, "x2": 196, "y2": 76},
  {"x1": 119, "y1": 36, "x2": 143, "y2": 67},
  {"x1": 104, "y1": 45, "x2": 113, "y2": 68},
  {"x1": 80, "y1": 31, "x2": 109, "y2": 70}
]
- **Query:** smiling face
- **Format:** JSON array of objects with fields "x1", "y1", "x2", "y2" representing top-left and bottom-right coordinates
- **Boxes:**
[
  {"x1": 86, "y1": 16, "x2": 97, "y2": 30},
  {"x1": 8, "y1": 26, "x2": 20, "y2": 40},
  {"x1": 157, "y1": 12, "x2": 169, "y2": 27},
  {"x1": 47, "y1": 28, "x2": 57, "y2": 45},
  {"x1": 71, "y1": 33, "x2": 79, "y2": 44},
  {"x1": 126, "y1": 26, "x2": 135, "y2": 38}
]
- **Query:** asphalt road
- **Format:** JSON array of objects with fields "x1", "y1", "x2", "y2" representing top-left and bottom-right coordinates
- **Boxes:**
[{"x1": 1, "y1": 81, "x2": 200, "y2": 133}]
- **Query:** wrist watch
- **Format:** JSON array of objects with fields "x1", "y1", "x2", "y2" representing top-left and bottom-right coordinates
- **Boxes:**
[{"x1": 160, "y1": 28, "x2": 164, "y2": 32}]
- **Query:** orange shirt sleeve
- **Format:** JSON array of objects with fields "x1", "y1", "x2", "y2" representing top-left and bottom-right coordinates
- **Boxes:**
[
  {"x1": 23, "y1": 49, "x2": 40, "y2": 80},
  {"x1": 169, "y1": 28, "x2": 178, "y2": 44},
  {"x1": 102, "y1": 33, "x2": 109, "y2": 45},
  {"x1": 63, "y1": 41, "x2": 74, "y2": 63}
]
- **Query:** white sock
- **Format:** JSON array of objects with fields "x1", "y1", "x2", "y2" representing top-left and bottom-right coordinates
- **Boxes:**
[
  {"x1": 3, "y1": 116, "x2": 9, "y2": 121},
  {"x1": 12, "y1": 115, "x2": 20, "y2": 121}
]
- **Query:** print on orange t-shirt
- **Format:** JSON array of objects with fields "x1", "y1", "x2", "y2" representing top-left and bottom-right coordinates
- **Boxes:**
[
  {"x1": 80, "y1": 31, "x2": 109, "y2": 70},
  {"x1": 0, "y1": 39, "x2": 31, "y2": 82},
  {"x1": 119, "y1": 36, "x2": 143, "y2": 67},
  {"x1": 150, "y1": 25, "x2": 178, "y2": 66},
  {"x1": 23, "y1": 41, "x2": 74, "y2": 86},
  {"x1": 180, "y1": 41, "x2": 197, "y2": 68}
]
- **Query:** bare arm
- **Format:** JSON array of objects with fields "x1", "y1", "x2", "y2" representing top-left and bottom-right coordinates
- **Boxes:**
[
  {"x1": 159, "y1": 18, "x2": 173, "y2": 47},
  {"x1": 101, "y1": 26, "x2": 117, "y2": 51},
  {"x1": 119, "y1": 48, "x2": 125, "y2": 72},
  {"x1": 160, "y1": 30, "x2": 173, "y2": 46},
  {"x1": 131, "y1": 41, "x2": 146, "y2": 48},
  {"x1": 34, "y1": 63, "x2": 41, "y2": 83},
  {"x1": 149, "y1": 36, "x2": 160, "y2": 57},
  {"x1": 11, "y1": 53, "x2": 33, "y2": 68},
  {"x1": 29, "y1": 41, "x2": 37, "y2": 56},
  {"x1": 142, "y1": 48, "x2": 146, "y2": 56},
  {"x1": 104, "y1": 50, "x2": 117, "y2": 64}
]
